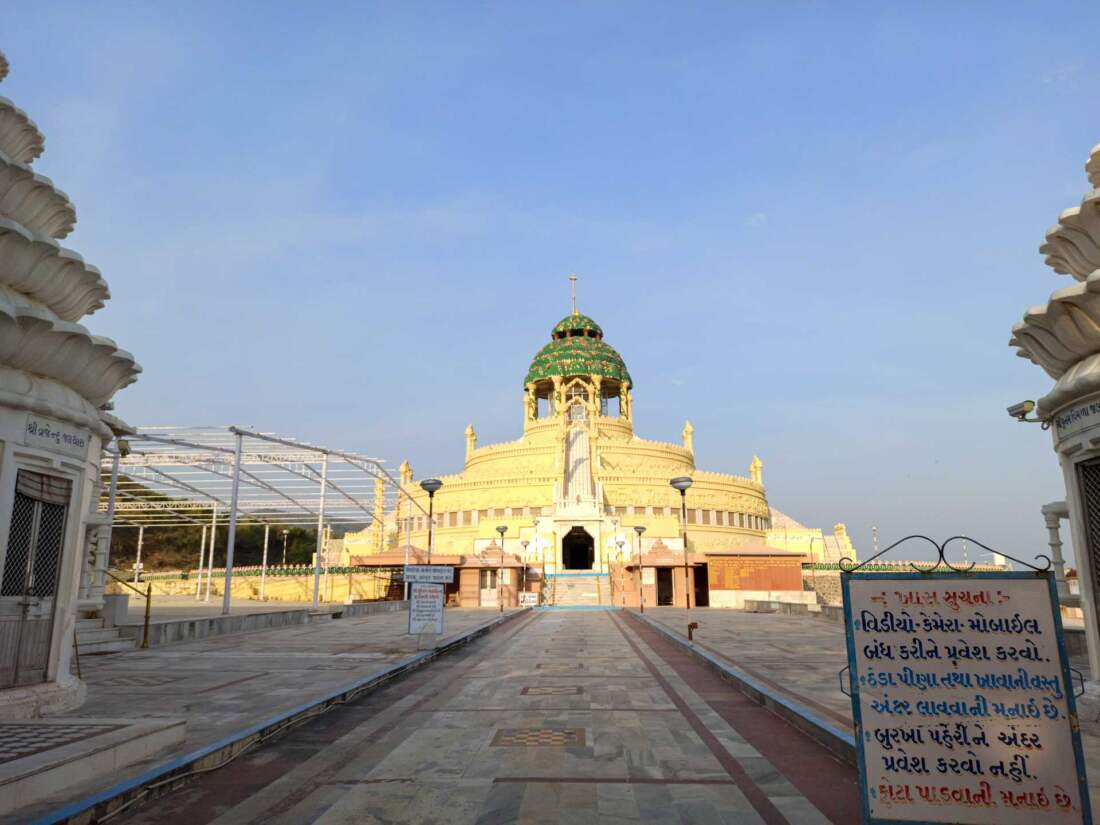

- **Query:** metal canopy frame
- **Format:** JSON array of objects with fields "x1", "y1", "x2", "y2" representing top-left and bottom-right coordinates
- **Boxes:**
[{"x1": 99, "y1": 426, "x2": 427, "y2": 614}]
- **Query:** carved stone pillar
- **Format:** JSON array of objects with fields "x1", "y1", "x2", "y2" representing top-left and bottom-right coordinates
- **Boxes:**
[
  {"x1": 79, "y1": 513, "x2": 111, "y2": 608},
  {"x1": 1042, "y1": 501, "x2": 1071, "y2": 598},
  {"x1": 682, "y1": 420, "x2": 694, "y2": 453}
]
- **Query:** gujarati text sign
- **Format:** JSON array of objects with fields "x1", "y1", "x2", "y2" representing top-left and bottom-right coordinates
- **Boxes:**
[
  {"x1": 404, "y1": 565, "x2": 454, "y2": 584},
  {"x1": 842, "y1": 572, "x2": 1091, "y2": 824},
  {"x1": 408, "y1": 582, "x2": 444, "y2": 635},
  {"x1": 24, "y1": 414, "x2": 89, "y2": 459}
]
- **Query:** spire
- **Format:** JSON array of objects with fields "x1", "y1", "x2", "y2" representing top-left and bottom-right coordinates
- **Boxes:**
[
  {"x1": 750, "y1": 455, "x2": 763, "y2": 484},
  {"x1": 465, "y1": 423, "x2": 477, "y2": 459},
  {"x1": 569, "y1": 274, "x2": 578, "y2": 316}
]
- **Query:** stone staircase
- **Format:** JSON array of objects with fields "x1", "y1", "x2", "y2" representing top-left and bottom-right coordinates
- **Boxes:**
[
  {"x1": 545, "y1": 574, "x2": 605, "y2": 607},
  {"x1": 74, "y1": 610, "x2": 136, "y2": 655}
]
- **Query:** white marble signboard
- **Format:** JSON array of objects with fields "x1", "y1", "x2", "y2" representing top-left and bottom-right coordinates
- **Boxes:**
[
  {"x1": 24, "y1": 414, "x2": 89, "y2": 459},
  {"x1": 843, "y1": 573, "x2": 1091, "y2": 824},
  {"x1": 404, "y1": 565, "x2": 454, "y2": 584},
  {"x1": 1053, "y1": 397, "x2": 1100, "y2": 443},
  {"x1": 408, "y1": 582, "x2": 444, "y2": 635}
]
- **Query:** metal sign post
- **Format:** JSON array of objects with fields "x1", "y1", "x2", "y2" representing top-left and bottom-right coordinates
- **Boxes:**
[
  {"x1": 405, "y1": 566, "x2": 453, "y2": 636},
  {"x1": 840, "y1": 536, "x2": 1092, "y2": 825}
]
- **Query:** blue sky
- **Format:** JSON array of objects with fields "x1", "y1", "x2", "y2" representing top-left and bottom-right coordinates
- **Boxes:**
[{"x1": 6, "y1": 3, "x2": 1100, "y2": 563}]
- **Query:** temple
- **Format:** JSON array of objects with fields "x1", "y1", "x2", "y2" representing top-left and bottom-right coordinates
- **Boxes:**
[{"x1": 343, "y1": 288, "x2": 854, "y2": 608}]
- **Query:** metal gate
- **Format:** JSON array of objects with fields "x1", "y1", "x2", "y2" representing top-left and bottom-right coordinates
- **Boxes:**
[
  {"x1": 0, "y1": 470, "x2": 71, "y2": 688},
  {"x1": 1077, "y1": 459, "x2": 1100, "y2": 650}
]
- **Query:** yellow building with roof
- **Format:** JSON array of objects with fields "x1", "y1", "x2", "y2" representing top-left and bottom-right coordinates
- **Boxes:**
[{"x1": 344, "y1": 292, "x2": 854, "y2": 607}]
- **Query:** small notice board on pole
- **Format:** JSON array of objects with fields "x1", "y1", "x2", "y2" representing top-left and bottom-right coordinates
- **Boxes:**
[
  {"x1": 841, "y1": 570, "x2": 1091, "y2": 824},
  {"x1": 408, "y1": 582, "x2": 445, "y2": 635}
]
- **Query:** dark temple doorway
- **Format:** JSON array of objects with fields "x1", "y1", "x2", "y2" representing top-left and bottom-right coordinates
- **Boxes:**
[
  {"x1": 694, "y1": 564, "x2": 709, "y2": 607},
  {"x1": 656, "y1": 568, "x2": 673, "y2": 605},
  {"x1": 562, "y1": 527, "x2": 595, "y2": 570}
]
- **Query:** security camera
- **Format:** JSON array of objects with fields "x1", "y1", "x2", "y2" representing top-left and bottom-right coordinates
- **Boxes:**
[{"x1": 1007, "y1": 400, "x2": 1036, "y2": 422}]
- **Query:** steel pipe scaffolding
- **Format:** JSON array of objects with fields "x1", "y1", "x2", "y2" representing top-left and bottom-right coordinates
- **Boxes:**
[{"x1": 98, "y1": 426, "x2": 428, "y2": 614}]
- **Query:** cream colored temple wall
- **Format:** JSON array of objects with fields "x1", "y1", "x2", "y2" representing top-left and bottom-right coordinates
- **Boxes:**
[{"x1": 766, "y1": 519, "x2": 856, "y2": 563}]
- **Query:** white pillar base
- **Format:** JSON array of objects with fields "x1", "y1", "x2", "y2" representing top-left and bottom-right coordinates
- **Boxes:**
[{"x1": 0, "y1": 674, "x2": 86, "y2": 721}]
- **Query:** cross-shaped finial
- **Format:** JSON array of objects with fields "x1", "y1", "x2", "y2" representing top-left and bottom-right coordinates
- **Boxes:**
[{"x1": 569, "y1": 274, "x2": 578, "y2": 315}]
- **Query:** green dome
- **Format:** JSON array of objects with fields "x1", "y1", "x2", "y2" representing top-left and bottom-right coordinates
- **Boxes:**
[
  {"x1": 524, "y1": 314, "x2": 632, "y2": 386},
  {"x1": 551, "y1": 313, "x2": 603, "y2": 338}
]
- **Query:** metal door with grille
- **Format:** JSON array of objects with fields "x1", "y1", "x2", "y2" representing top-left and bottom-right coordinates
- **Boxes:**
[
  {"x1": 0, "y1": 470, "x2": 71, "y2": 688},
  {"x1": 1077, "y1": 459, "x2": 1100, "y2": 646}
]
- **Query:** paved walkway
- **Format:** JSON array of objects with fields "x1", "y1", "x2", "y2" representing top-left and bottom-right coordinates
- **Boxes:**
[
  {"x1": 114, "y1": 610, "x2": 858, "y2": 824},
  {"x1": 640, "y1": 606, "x2": 1100, "y2": 805},
  {"x1": 13, "y1": 608, "x2": 511, "y2": 822}
]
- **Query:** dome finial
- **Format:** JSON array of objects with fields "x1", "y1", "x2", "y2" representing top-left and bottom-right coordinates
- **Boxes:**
[{"x1": 569, "y1": 273, "x2": 578, "y2": 316}]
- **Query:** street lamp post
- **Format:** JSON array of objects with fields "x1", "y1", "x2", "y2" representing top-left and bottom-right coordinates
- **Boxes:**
[
  {"x1": 634, "y1": 525, "x2": 646, "y2": 613},
  {"x1": 670, "y1": 477, "x2": 694, "y2": 611},
  {"x1": 420, "y1": 478, "x2": 443, "y2": 564},
  {"x1": 616, "y1": 539, "x2": 625, "y2": 608},
  {"x1": 496, "y1": 525, "x2": 507, "y2": 613},
  {"x1": 281, "y1": 529, "x2": 289, "y2": 565},
  {"x1": 521, "y1": 539, "x2": 530, "y2": 603},
  {"x1": 808, "y1": 536, "x2": 818, "y2": 603}
]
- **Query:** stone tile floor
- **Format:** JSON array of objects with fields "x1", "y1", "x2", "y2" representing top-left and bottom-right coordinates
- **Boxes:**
[
  {"x1": 10, "y1": 608, "x2": 511, "y2": 823},
  {"x1": 641, "y1": 606, "x2": 1100, "y2": 806},
  {"x1": 111, "y1": 610, "x2": 858, "y2": 824}
]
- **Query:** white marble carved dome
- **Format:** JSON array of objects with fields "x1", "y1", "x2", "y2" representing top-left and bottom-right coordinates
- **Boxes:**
[{"x1": 0, "y1": 50, "x2": 139, "y2": 423}]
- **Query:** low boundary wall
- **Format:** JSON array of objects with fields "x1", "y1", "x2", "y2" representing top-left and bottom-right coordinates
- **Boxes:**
[
  {"x1": 743, "y1": 598, "x2": 844, "y2": 623},
  {"x1": 116, "y1": 599, "x2": 408, "y2": 648}
]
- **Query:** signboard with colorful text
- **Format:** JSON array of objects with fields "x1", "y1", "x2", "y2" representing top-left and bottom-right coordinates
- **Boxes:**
[{"x1": 842, "y1": 571, "x2": 1091, "y2": 824}]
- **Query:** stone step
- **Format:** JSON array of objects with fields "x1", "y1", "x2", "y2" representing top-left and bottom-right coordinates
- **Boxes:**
[
  {"x1": 76, "y1": 618, "x2": 104, "y2": 631},
  {"x1": 76, "y1": 637, "x2": 137, "y2": 655},
  {"x1": 0, "y1": 717, "x2": 184, "y2": 816},
  {"x1": 75, "y1": 627, "x2": 125, "y2": 644},
  {"x1": 550, "y1": 576, "x2": 605, "y2": 606}
]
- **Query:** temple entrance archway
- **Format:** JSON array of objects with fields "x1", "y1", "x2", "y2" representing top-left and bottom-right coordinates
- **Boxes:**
[{"x1": 561, "y1": 527, "x2": 594, "y2": 570}]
